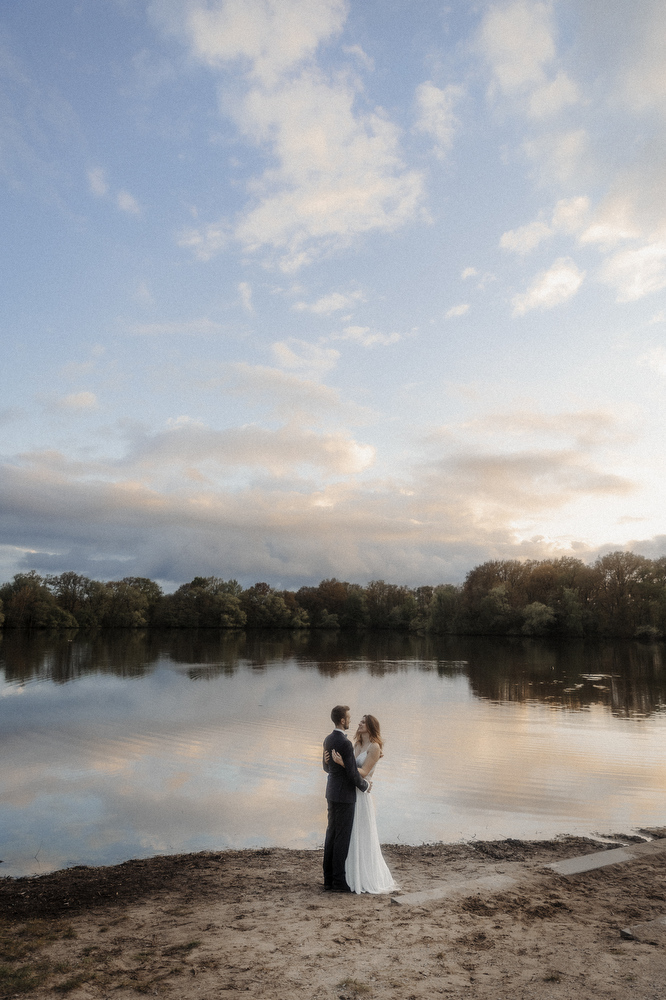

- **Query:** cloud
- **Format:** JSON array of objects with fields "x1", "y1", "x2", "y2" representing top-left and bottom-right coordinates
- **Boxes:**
[
  {"x1": 445, "y1": 304, "x2": 469, "y2": 319},
  {"x1": 124, "y1": 419, "x2": 375, "y2": 478},
  {"x1": 271, "y1": 338, "x2": 339, "y2": 376},
  {"x1": 238, "y1": 281, "x2": 253, "y2": 312},
  {"x1": 116, "y1": 190, "x2": 141, "y2": 215},
  {"x1": 0, "y1": 402, "x2": 639, "y2": 588},
  {"x1": 528, "y1": 70, "x2": 579, "y2": 118},
  {"x1": 511, "y1": 257, "x2": 585, "y2": 316},
  {"x1": 293, "y1": 289, "x2": 363, "y2": 314},
  {"x1": 331, "y1": 326, "x2": 401, "y2": 347},
  {"x1": 522, "y1": 129, "x2": 589, "y2": 185},
  {"x1": 154, "y1": 0, "x2": 423, "y2": 269},
  {"x1": 58, "y1": 392, "x2": 98, "y2": 411},
  {"x1": 128, "y1": 318, "x2": 227, "y2": 336},
  {"x1": 500, "y1": 219, "x2": 552, "y2": 254},
  {"x1": 638, "y1": 346, "x2": 666, "y2": 376},
  {"x1": 599, "y1": 241, "x2": 666, "y2": 302},
  {"x1": 500, "y1": 197, "x2": 590, "y2": 254},
  {"x1": 579, "y1": 196, "x2": 642, "y2": 249},
  {"x1": 414, "y1": 81, "x2": 463, "y2": 159},
  {"x1": 177, "y1": 223, "x2": 228, "y2": 261},
  {"x1": 210, "y1": 361, "x2": 347, "y2": 417},
  {"x1": 461, "y1": 267, "x2": 478, "y2": 280},
  {"x1": 163, "y1": 0, "x2": 348, "y2": 85},
  {"x1": 618, "y1": 3, "x2": 666, "y2": 112},
  {"x1": 480, "y1": 0, "x2": 555, "y2": 96},
  {"x1": 230, "y1": 70, "x2": 424, "y2": 269},
  {"x1": 87, "y1": 167, "x2": 108, "y2": 197}
]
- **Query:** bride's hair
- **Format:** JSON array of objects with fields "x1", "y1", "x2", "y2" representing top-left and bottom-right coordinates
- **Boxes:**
[{"x1": 364, "y1": 714, "x2": 384, "y2": 751}]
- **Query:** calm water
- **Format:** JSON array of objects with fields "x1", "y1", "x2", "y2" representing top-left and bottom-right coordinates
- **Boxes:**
[{"x1": 1, "y1": 630, "x2": 666, "y2": 878}]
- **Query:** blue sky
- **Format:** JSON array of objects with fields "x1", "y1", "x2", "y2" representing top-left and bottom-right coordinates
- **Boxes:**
[{"x1": 2, "y1": 0, "x2": 666, "y2": 590}]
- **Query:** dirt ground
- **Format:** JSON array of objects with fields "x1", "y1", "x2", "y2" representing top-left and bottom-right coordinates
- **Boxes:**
[{"x1": 2, "y1": 834, "x2": 666, "y2": 1000}]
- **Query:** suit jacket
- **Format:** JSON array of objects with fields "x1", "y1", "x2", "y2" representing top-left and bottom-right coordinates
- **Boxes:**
[{"x1": 323, "y1": 729, "x2": 369, "y2": 803}]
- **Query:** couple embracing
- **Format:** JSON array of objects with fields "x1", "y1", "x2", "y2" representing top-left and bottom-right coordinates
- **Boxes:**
[{"x1": 322, "y1": 704, "x2": 397, "y2": 894}]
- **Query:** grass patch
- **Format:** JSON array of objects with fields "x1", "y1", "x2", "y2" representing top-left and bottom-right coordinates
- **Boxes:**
[
  {"x1": 53, "y1": 970, "x2": 95, "y2": 994},
  {"x1": 337, "y1": 977, "x2": 371, "y2": 995},
  {"x1": 543, "y1": 969, "x2": 563, "y2": 982},
  {"x1": 162, "y1": 940, "x2": 201, "y2": 957},
  {"x1": 0, "y1": 959, "x2": 54, "y2": 994}
]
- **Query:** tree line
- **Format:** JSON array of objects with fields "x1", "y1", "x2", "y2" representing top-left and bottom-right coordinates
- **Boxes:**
[{"x1": 0, "y1": 551, "x2": 665, "y2": 639}]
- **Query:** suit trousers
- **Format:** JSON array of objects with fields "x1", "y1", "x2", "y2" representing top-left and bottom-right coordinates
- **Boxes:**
[{"x1": 323, "y1": 800, "x2": 356, "y2": 887}]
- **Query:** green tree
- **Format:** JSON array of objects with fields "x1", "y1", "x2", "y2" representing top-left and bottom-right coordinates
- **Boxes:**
[{"x1": 521, "y1": 601, "x2": 556, "y2": 636}]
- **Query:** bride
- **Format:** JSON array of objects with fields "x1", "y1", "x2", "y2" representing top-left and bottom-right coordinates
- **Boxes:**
[{"x1": 330, "y1": 715, "x2": 397, "y2": 894}]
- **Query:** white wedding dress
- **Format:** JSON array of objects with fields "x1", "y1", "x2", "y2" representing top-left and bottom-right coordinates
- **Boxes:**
[{"x1": 345, "y1": 746, "x2": 397, "y2": 894}]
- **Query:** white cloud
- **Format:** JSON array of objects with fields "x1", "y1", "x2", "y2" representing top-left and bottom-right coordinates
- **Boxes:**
[
  {"x1": 619, "y1": 4, "x2": 666, "y2": 112},
  {"x1": 500, "y1": 219, "x2": 552, "y2": 254},
  {"x1": 128, "y1": 318, "x2": 227, "y2": 336},
  {"x1": 178, "y1": 223, "x2": 228, "y2": 261},
  {"x1": 332, "y1": 325, "x2": 401, "y2": 347},
  {"x1": 133, "y1": 282, "x2": 154, "y2": 305},
  {"x1": 579, "y1": 196, "x2": 642, "y2": 249},
  {"x1": 272, "y1": 338, "x2": 339, "y2": 375},
  {"x1": 638, "y1": 345, "x2": 666, "y2": 376},
  {"x1": 58, "y1": 391, "x2": 98, "y2": 410},
  {"x1": 512, "y1": 257, "x2": 585, "y2": 316},
  {"x1": 551, "y1": 196, "x2": 589, "y2": 234},
  {"x1": 445, "y1": 304, "x2": 470, "y2": 319},
  {"x1": 480, "y1": 0, "x2": 555, "y2": 96},
  {"x1": 522, "y1": 129, "x2": 589, "y2": 185},
  {"x1": 175, "y1": 0, "x2": 348, "y2": 85},
  {"x1": 461, "y1": 267, "x2": 478, "y2": 280},
  {"x1": 528, "y1": 70, "x2": 579, "y2": 118},
  {"x1": 129, "y1": 419, "x2": 375, "y2": 478},
  {"x1": 414, "y1": 81, "x2": 463, "y2": 159},
  {"x1": 155, "y1": 1, "x2": 423, "y2": 269},
  {"x1": 87, "y1": 167, "x2": 108, "y2": 197},
  {"x1": 599, "y1": 242, "x2": 666, "y2": 302},
  {"x1": 500, "y1": 197, "x2": 590, "y2": 254},
  {"x1": 117, "y1": 190, "x2": 141, "y2": 215},
  {"x1": 238, "y1": 281, "x2": 253, "y2": 312},
  {"x1": 293, "y1": 289, "x2": 363, "y2": 314},
  {"x1": 230, "y1": 70, "x2": 424, "y2": 269}
]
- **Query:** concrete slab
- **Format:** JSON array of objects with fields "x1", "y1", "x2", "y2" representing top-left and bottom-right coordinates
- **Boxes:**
[
  {"x1": 625, "y1": 839, "x2": 666, "y2": 857},
  {"x1": 546, "y1": 847, "x2": 638, "y2": 876},
  {"x1": 391, "y1": 873, "x2": 518, "y2": 907},
  {"x1": 620, "y1": 914, "x2": 666, "y2": 944}
]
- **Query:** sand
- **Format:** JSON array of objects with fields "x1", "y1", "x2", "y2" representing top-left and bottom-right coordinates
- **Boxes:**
[{"x1": 2, "y1": 834, "x2": 666, "y2": 999}]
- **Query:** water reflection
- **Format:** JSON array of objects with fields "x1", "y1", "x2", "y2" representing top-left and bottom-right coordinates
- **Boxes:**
[
  {"x1": 2, "y1": 630, "x2": 665, "y2": 717},
  {"x1": 2, "y1": 630, "x2": 666, "y2": 878}
]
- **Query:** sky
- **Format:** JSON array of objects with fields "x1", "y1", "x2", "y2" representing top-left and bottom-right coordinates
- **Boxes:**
[{"x1": 2, "y1": 0, "x2": 666, "y2": 591}]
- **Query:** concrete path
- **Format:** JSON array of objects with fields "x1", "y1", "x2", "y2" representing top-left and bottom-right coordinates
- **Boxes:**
[{"x1": 391, "y1": 837, "x2": 666, "y2": 907}]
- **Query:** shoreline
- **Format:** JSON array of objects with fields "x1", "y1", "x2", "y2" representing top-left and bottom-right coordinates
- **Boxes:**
[{"x1": 2, "y1": 834, "x2": 666, "y2": 998}]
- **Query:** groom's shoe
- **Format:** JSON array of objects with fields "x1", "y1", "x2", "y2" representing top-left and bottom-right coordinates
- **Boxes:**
[
  {"x1": 331, "y1": 883, "x2": 352, "y2": 893},
  {"x1": 323, "y1": 883, "x2": 333, "y2": 891}
]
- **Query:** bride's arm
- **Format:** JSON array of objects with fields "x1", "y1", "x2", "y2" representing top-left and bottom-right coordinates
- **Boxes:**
[
  {"x1": 358, "y1": 743, "x2": 380, "y2": 777},
  {"x1": 331, "y1": 742, "x2": 380, "y2": 777}
]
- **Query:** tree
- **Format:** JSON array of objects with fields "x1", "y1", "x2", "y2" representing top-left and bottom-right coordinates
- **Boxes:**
[
  {"x1": 521, "y1": 602, "x2": 555, "y2": 636},
  {"x1": 0, "y1": 572, "x2": 78, "y2": 629}
]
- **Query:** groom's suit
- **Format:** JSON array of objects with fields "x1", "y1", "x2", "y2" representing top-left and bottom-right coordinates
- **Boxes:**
[{"x1": 322, "y1": 728, "x2": 369, "y2": 890}]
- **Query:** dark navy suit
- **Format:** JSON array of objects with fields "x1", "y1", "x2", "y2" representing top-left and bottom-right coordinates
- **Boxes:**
[{"x1": 322, "y1": 728, "x2": 369, "y2": 889}]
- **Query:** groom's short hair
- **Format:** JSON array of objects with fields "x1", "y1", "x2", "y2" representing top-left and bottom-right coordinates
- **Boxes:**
[{"x1": 331, "y1": 704, "x2": 350, "y2": 725}]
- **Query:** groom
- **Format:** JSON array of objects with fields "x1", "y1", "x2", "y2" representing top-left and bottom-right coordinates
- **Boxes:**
[{"x1": 322, "y1": 704, "x2": 371, "y2": 892}]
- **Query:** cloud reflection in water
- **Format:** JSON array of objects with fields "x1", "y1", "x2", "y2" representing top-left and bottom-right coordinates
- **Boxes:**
[{"x1": 1, "y1": 631, "x2": 666, "y2": 876}]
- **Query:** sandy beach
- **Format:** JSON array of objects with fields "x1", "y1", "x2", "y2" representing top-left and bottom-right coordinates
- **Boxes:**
[{"x1": 2, "y1": 833, "x2": 666, "y2": 999}]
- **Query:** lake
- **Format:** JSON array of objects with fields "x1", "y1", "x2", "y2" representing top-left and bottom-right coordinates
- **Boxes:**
[{"x1": 1, "y1": 629, "x2": 665, "y2": 878}]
